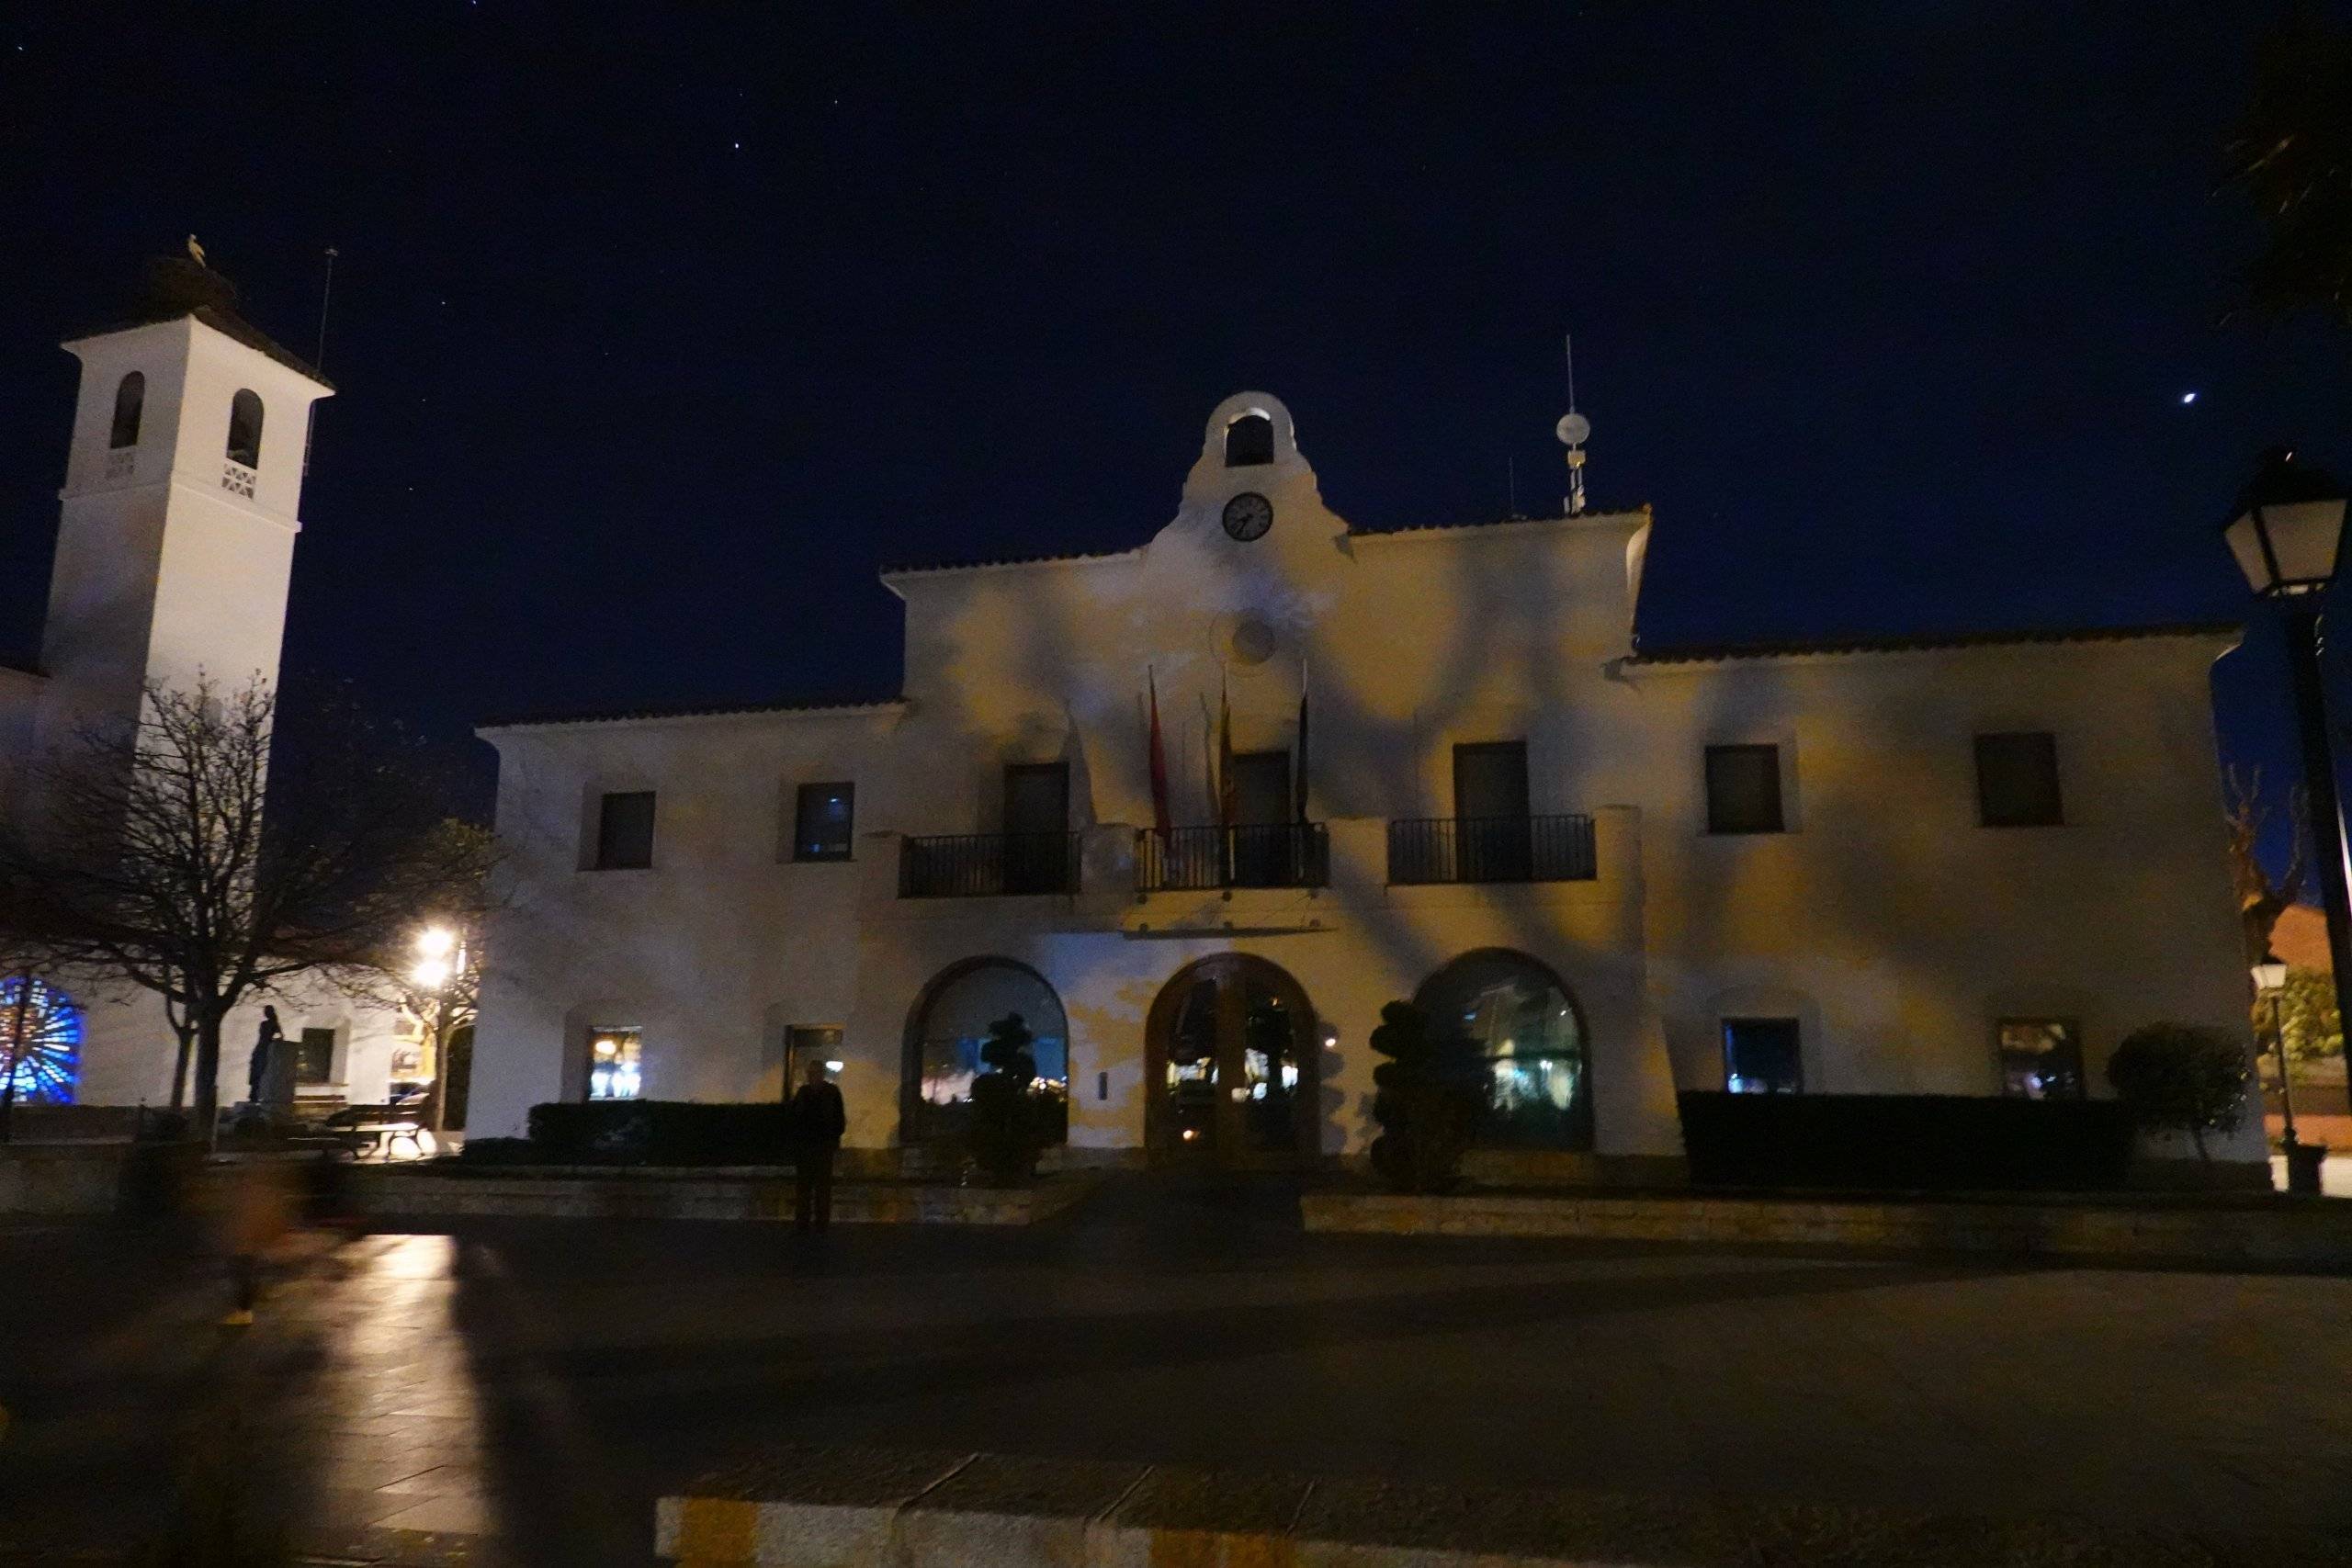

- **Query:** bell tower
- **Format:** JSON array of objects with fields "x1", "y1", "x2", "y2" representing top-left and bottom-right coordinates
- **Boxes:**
[{"x1": 36, "y1": 251, "x2": 333, "y2": 745}]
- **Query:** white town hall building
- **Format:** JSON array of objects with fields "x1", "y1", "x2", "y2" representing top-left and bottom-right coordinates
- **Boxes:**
[{"x1": 469, "y1": 392, "x2": 2263, "y2": 1173}]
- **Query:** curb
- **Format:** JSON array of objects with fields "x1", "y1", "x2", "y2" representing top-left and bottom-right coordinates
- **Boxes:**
[{"x1": 653, "y1": 1444, "x2": 2339, "y2": 1568}]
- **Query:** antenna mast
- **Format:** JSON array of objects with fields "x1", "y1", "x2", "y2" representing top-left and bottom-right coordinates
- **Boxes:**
[
  {"x1": 303, "y1": 246, "x2": 338, "y2": 479},
  {"x1": 1555, "y1": 333, "x2": 1591, "y2": 515}
]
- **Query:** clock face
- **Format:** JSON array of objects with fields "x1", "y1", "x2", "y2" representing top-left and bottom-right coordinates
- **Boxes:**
[{"x1": 1222, "y1": 491, "x2": 1273, "y2": 542}]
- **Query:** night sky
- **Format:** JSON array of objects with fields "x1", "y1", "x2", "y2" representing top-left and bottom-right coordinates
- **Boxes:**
[{"x1": 6, "y1": 3, "x2": 2352, "y2": 835}]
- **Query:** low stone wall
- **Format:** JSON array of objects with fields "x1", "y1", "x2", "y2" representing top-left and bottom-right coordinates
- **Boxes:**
[
  {"x1": 655, "y1": 1442, "x2": 2309, "y2": 1567},
  {"x1": 0, "y1": 1143, "x2": 133, "y2": 1215},
  {"x1": 1302, "y1": 1188, "x2": 2352, "y2": 1269},
  {"x1": 351, "y1": 1168, "x2": 1101, "y2": 1226}
]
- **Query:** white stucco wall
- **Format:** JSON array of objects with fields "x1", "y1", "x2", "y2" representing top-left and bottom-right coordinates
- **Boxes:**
[{"x1": 470, "y1": 391, "x2": 2259, "y2": 1167}]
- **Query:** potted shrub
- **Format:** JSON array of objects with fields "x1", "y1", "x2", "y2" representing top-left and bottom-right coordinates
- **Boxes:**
[
  {"x1": 967, "y1": 1011, "x2": 1046, "y2": 1185},
  {"x1": 1367, "y1": 1000, "x2": 1487, "y2": 1193},
  {"x1": 2106, "y1": 1022, "x2": 2253, "y2": 1163}
]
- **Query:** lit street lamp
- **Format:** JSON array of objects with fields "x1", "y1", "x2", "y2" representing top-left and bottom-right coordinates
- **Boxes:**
[
  {"x1": 2225, "y1": 447, "x2": 2352, "y2": 1189},
  {"x1": 2250, "y1": 955, "x2": 2324, "y2": 1193},
  {"x1": 409, "y1": 923, "x2": 465, "y2": 1136}
]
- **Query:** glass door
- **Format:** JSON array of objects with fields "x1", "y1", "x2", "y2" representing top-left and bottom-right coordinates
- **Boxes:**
[
  {"x1": 1453, "y1": 741, "x2": 1532, "y2": 880},
  {"x1": 1002, "y1": 761, "x2": 1070, "y2": 893},
  {"x1": 1149, "y1": 956, "x2": 1316, "y2": 1167}
]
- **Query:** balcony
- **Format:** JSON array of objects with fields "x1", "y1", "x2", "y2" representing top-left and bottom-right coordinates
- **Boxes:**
[
  {"x1": 1136, "y1": 823, "x2": 1330, "y2": 894},
  {"x1": 1386, "y1": 815, "x2": 1597, "y2": 885},
  {"x1": 899, "y1": 831, "x2": 1081, "y2": 897}
]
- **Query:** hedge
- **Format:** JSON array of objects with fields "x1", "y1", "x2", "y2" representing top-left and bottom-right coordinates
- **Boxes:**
[
  {"x1": 512, "y1": 1100, "x2": 798, "y2": 1166},
  {"x1": 1676, "y1": 1091, "x2": 2137, "y2": 1192}
]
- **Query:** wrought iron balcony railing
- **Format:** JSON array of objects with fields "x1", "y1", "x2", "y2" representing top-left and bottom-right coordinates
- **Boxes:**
[
  {"x1": 1136, "y1": 823, "x2": 1330, "y2": 893},
  {"x1": 1386, "y1": 815, "x2": 1597, "y2": 886},
  {"x1": 899, "y1": 831, "x2": 1081, "y2": 897}
]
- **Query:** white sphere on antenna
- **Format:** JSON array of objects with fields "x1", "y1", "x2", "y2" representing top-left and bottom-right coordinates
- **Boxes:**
[{"x1": 1555, "y1": 412, "x2": 1591, "y2": 447}]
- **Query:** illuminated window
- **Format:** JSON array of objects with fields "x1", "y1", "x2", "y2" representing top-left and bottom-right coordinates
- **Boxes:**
[
  {"x1": 226, "y1": 389, "x2": 264, "y2": 468},
  {"x1": 905, "y1": 959, "x2": 1068, "y2": 1144},
  {"x1": 793, "y1": 782, "x2": 854, "y2": 861},
  {"x1": 587, "y1": 1028, "x2": 642, "y2": 1100},
  {"x1": 1705, "y1": 744, "x2": 1784, "y2": 834},
  {"x1": 0, "y1": 977, "x2": 81, "y2": 1104},
  {"x1": 1225, "y1": 412, "x2": 1274, "y2": 467},
  {"x1": 1416, "y1": 950, "x2": 1590, "y2": 1148},
  {"x1": 1724, "y1": 1017, "x2": 1802, "y2": 1094},
  {"x1": 1996, "y1": 1018, "x2": 2084, "y2": 1099},
  {"x1": 1976, "y1": 732, "x2": 2062, "y2": 828},
  {"x1": 594, "y1": 791, "x2": 655, "y2": 870},
  {"x1": 786, "y1": 1025, "x2": 842, "y2": 1086},
  {"x1": 109, "y1": 372, "x2": 145, "y2": 448}
]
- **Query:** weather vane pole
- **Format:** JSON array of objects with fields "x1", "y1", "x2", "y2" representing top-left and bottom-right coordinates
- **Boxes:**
[{"x1": 1556, "y1": 333, "x2": 1590, "y2": 515}]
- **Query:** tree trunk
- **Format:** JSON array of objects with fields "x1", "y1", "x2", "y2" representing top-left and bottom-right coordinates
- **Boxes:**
[
  {"x1": 191, "y1": 1007, "x2": 224, "y2": 1145},
  {"x1": 168, "y1": 1027, "x2": 194, "y2": 1112},
  {"x1": 1, "y1": 974, "x2": 33, "y2": 1145}
]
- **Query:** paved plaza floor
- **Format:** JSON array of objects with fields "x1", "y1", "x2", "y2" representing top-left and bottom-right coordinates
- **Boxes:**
[{"x1": 3, "y1": 1175, "x2": 2350, "y2": 1565}]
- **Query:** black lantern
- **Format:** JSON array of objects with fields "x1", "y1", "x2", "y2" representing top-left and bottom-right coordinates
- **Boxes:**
[{"x1": 2224, "y1": 446, "x2": 2350, "y2": 599}]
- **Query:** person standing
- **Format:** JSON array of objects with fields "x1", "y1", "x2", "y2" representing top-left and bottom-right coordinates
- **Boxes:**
[
  {"x1": 247, "y1": 1006, "x2": 284, "y2": 1107},
  {"x1": 787, "y1": 1057, "x2": 846, "y2": 1234}
]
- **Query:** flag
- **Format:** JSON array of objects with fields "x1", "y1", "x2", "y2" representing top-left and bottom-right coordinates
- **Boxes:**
[
  {"x1": 1217, "y1": 674, "x2": 1237, "y2": 830},
  {"x1": 1295, "y1": 660, "x2": 1311, "y2": 823},
  {"x1": 1146, "y1": 668, "x2": 1172, "y2": 840}
]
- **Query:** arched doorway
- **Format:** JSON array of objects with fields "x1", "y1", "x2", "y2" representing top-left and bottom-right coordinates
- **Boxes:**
[
  {"x1": 1145, "y1": 955, "x2": 1317, "y2": 1168},
  {"x1": 1414, "y1": 949, "x2": 1592, "y2": 1150},
  {"x1": 902, "y1": 958, "x2": 1071, "y2": 1146}
]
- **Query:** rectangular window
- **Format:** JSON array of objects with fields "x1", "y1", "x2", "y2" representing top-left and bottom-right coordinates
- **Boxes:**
[
  {"x1": 1705, "y1": 745, "x2": 1784, "y2": 834},
  {"x1": 587, "y1": 1027, "x2": 642, "y2": 1100},
  {"x1": 1996, "y1": 1019, "x2": 2084, "y2": 1100},
  {"x1": 1975, "y1": 732, "x2": 2062, "y2": 827},
  {"x1": 1724, "y1": 1017, "x2": 1803, "y2": 1094},
  {"x1": 1454, "y1": 741, "x2": 1533, "y2": 880},
  {"x1": 1003, "y1": 762, "x2": 1071, "y2": 894},
  {"x1": 594, "y1": 791, "x2": 656, "y2": 870},
  {"x1": 785, "y1": 1025, "x2": 844, "y2": 1092},
  {"x1": 293, "y1": 1027, "x2": 335, "y2": 1086},
  {"x1": 793, "y1": 782, "x2": 855, "y2": 862}
]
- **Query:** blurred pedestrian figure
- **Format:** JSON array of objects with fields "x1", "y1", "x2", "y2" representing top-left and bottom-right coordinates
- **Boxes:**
[
  {"x1": 216, "y1": 1160, "x2": 295, "y2": 1326},
  {"x1": 788, "y1": 1057, "x2": 845, "y2": 1233}
]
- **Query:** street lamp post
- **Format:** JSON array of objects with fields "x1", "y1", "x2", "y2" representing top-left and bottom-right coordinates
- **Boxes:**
[
  {"x1": 411, "y1": 925, "x2": 458, "y2": 1138},
  {"x1": 2225, "y1": 448, "x2": 2352, "y2": 1186}
]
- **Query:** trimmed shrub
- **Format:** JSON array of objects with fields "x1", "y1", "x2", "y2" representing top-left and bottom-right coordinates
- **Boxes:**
[
  {"x1": 967, "y1": 1012, "x2": 1046, "y2": 1185},
  {"x1": 1677, "y1": 1092, "x2": 2138, "y2": 1192},
  {"x1": 2106, "y1": 1022, "x2": 2253, "y2": 1161},
  {"x1": 520, "y1": 1100, "x2": 797, "y2": 1166},
  {"x1": 1368, "y1": 1000, "x2": 1488, "y2": 1193}
]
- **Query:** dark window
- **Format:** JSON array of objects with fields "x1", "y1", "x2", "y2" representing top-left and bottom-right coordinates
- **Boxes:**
[
  {"x1": 1975, "y1": 731, "x2": 2062, "y2": 827},
  {"x1": 109, "y1": 372, "x2": 145, "y2": 448},
  {"x1": 1705, "y1": 744, "x2": 1784, "y2": 834},
  {"x1": 793, "y1": 782, "x2": 854, "y2": 861},
  {"x1": 1724, "y1": 1017, "x2": 1803, "y2": 1093},
  {"x1": 293, "y1": 1027, "x2": 335, "y2": 1086},
  {"x1": 1454, "y1": 741, "x2": 1532, "y2": 879},
  {"x1": 1996, "y1": 1019, "x2": 2084, "y2": 1100},
  {"x1": 594, "y1": 791, "x2": 656, "y2": 870},
  {"x1": 1002, "y1": 762, "x2": 1070, "y2": 893},
  {"x1": 226, "y1": 389, "x2": 264, "y2": 468},
  {"x1": 784, "y1": 1025, "x2": 843, "y2": 1091},
  {"x1": 1225, "y1": 412, "x2": 1274, "y2": 467}
]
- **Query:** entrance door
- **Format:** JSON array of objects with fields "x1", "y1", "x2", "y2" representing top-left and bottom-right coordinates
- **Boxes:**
[
  {"x1": 1002, "y1": 762, "x2": 1070, "y2": 893},
  {"x1": 1453, "y1": 741, "x2": 1532, "y2": 881},
  {"x1": 1146, "y1": 955, "x2": 1317, "y2": 1167},
  {"x1": 1228, "y1": 750, "x2": 1291, "y2": 886}
]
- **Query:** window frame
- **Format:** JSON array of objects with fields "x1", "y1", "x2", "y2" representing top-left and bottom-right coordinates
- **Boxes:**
[
  {"x1": 1974, "y1": 731, "x2": 2064, "y2": 829},
  {"x1": 585, "y1": 1025, "x2": 643, "y2": 1101},
  {"x1": 1722, "y1": 1015, "x2": 1804, "y2": 1094},
  {"x1": 592, "y1": 790, "x2": 657, "y2": 871},
  {"x1": 225, "y1": 389, "x2": 265, "y2": 468},
  {"x1": 293, "y1": 1026, "x2": 337, "y2": 1087},
  {"x1": 1704, "y1": 743, "x2": 1786, "y2": 835},
  {"x1": 1993, "y1": 1016, "x2": 2086, "y2": 1100},
  {"x1": 109, "y1": 371, "x2": 145, "y2": 449},
  {"x1": 784, "y1": 1024, "x2": 845, "y2": 1091},
  {"x1": 791, "y1": 781, "x2": 856, "y2": 863}
]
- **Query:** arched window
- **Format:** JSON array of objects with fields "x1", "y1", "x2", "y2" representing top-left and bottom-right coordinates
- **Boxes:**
[
  {"x1": 904, "y1": 958, "x2": 1069, "y2": 1144},
  {"x1": 0, "y1": 977, "x2": 83, "y2": 1105},
  {"x1": 1415, "y1": 950, "x2": 1591, "y2": 1149},
  {"x1": 226, "y1": 389, "x2": 264, "y2": 468},
  {"x1": 109, "y1": 372, "x2": 145, "y2": 449},
  {"x1": 1225, "y1": 412, "x2": 1274, "y2": 468}
]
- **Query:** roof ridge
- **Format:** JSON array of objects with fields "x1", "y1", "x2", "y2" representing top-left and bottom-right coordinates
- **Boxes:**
[{"x1": 1627, "y1": 620, "x2": 2241, "y2": 665}]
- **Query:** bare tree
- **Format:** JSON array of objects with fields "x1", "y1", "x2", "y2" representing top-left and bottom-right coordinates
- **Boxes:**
[
  {"x1": 0, "y1": 676, "x2": 491, "y2": 1137},
  {"x1": 2224, "y1": 764, "x2": 2309, "y2": 966},
  {"x1": 2223, "y1": 7, "x2": 2352, "y2": 328}
]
